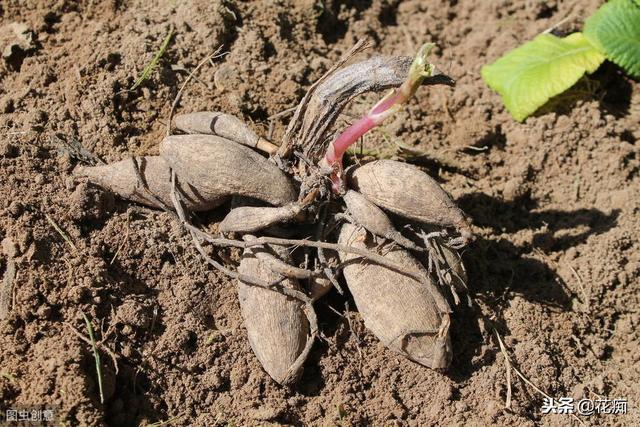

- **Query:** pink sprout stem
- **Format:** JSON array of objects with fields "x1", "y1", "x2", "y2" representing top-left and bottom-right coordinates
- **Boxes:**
[
  {"x1": 323, "y1": 116, "x2": 377, "y2": 166},
  {"x1": 321, "y1": 43, "x2": 437, "y2": 192}
]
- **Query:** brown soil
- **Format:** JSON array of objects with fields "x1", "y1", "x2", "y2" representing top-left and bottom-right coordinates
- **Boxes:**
[{"x1": 1, "y1": 0, "x2": 639, "y2": 426}]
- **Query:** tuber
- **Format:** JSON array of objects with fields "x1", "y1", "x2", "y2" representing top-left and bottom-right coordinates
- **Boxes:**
[
  {"x1": 237, "y1": 244, "x2": 313, "y2": 385},
  {"x1": 219, "y1": 204, "x2": 303, "y2": 234},
  {"x1": 338, "y1": 223, "x2": 452, "y2": 369},
  {"x1": 348, "y1": 160, "x2": 472, "y2": 240},
  {"x1": 174, "y1": 111, "x2": 278, "y2": 155},
  {"x1": 343, "y1": 190, "x2": 420, "y2": 250},
  {"x1": 73, "y1": 156, "x2": 227, "y2": 211},
  {"x1": 160, "y1": 134, "x2": 297, "y2": 206}
]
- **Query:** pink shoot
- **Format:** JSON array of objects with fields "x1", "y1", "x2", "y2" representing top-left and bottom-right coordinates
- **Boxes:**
[{"x1": 321, "y1": 43, "x2": 438, "y2": 192}]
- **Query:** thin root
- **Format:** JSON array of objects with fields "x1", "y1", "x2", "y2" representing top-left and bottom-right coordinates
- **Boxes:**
[{"x1": 493, "y1": 329, "x2": 585, "y2": 425}]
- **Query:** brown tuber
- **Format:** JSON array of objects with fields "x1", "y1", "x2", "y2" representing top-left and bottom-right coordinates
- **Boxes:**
[
  {"x1": 173, "y1": 111, "x2": 278, "y2": 154},
  {"x1": 237, "y1": 243, "x2": 313, "y2": 385},
  {"x1": 219, "y1": 204, "x2": 303, "y2": 234},
  {"x1": 338, "y1": 223, "x2": 452, "y2": 369},
  {"x1": 348, "y1": 160, "x2": 472, "y2": 240},
  {"x1": 73, "y1": 156, "x2": 227, "y2": 211},
  {"x1": 160, "y1": 134, "x2": 297, "y2": 207}
]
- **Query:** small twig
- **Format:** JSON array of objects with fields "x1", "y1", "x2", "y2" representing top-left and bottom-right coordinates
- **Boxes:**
[
  {"x1": 267, "y1": 106, "x2": 298, "y2": 141},
  {"x1": 326, "y1": 302, "x2": 363, "y2": 358},
  {"x1": 44, "y1": 213, "x2": 78, "y2": 252},
  {"x1": 494, "y1": 329, "x2": 513, "y2": 409},
  {"x1": 460, "y1": 145, "x2": 489, "y2": 152},
  {"x1": 82, "y1": 313, "x2": 105, "y2": 404},
  {"x1": 534, "y1": 248, "x2": 587, "y2": 309},
  {"x1": 421, "y1": 232, "x2": 468, "y2": 305},
  {"x1": 316, "y1": 206, "x2": 344, "y2": 295},
  {"x1": 0, "y1": 130, "x2": 35, "y2": 136},
  {"x1": 344, "y1": 301, "x2": 363, "y2": 359},
  {"x1": 542, "y1": 14, "x2": 575, "y2": 34},
  {"x1": 166, "y1": 47, "x2": 225, "y2": 137},
  {"x1": 268, "y1": 106, "x2": 298, "y2": 121},
  {"x1": 566, "y1": 263, "x2": 589, "y2": 308},
  {"x1": 170, "y1": 64, "x2": 209, "y2": 88}
]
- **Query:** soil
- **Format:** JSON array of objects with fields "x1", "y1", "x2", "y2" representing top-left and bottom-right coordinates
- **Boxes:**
[{"x1": 1, "y1": 0, "x2": 639, "y2": 426}]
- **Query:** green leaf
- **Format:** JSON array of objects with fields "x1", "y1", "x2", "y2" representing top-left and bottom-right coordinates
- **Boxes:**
[
  {"x1": 584, "y1": 0, "x2": 640, "y2": 78},
  {"x1": 481, "y1": 33, "x2": 605, "y2": 121}
]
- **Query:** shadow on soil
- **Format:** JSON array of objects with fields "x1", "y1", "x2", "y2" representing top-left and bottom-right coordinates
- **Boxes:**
[
  {"x1": 289, "y1": 191, "x2": 619, "y2": 388},
  {"x1": 449, "y1": 192, "x2": 618, "y2": 381},
  {"x1": 316, "y1": 0, "x2": 373, "y2": 44}
]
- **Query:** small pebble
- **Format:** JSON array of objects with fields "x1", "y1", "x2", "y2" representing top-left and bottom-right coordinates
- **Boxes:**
[{"x1": 7, "y1": 201, "x2": 23, "y2": 218}]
